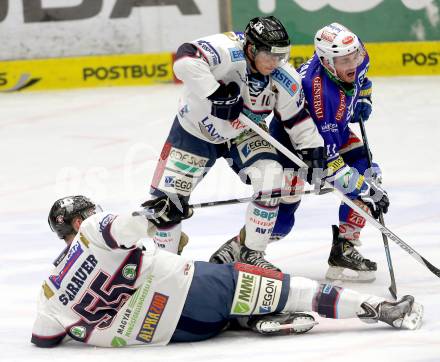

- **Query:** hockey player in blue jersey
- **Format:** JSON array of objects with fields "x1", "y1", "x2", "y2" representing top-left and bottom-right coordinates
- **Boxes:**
[
  {"x1": 149, "y1": 16, "x2": 324, "y2": 270},
  {"x1": 270, "y1": 23, "x2": 390, "y2": 282}
]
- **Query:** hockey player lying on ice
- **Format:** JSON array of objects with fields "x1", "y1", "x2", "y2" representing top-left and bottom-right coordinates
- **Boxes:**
[{"x1": 31, "y1": 195, "x2": 423, "y2": 348}]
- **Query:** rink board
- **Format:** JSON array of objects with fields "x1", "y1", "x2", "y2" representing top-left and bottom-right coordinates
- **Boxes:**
[{"x1": 1, "y1": 41, "x2": 439, "y2": 92}]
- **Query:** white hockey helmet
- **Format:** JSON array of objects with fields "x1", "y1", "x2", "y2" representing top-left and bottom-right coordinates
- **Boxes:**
[{"x1": 314, "y1": 23, "x2": 362, "y2": 77}]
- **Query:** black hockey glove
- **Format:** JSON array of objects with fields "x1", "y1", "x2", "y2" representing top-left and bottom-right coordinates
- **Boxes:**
[
  {"x1": 207, "y1": 82, "x2": 243, "y2": 121},
  {"x1": 358, "y1": 179, "x2": 389, "y2": 219},
  {"x1": 299, "y1": 147, "x2": 327, "y2": 188},
  {"x1": 141, "y1": 195, "x2": 193, "y2": 227}
]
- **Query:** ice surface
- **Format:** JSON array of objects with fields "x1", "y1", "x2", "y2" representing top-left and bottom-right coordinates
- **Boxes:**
[{"x1": 1, "y1": 77, "x2": 440, "y2": 361}]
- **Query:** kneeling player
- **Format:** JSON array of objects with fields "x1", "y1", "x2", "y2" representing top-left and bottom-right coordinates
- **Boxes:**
[{"x1": 31, "y1": 195, "x2": 422, "y2": 348}]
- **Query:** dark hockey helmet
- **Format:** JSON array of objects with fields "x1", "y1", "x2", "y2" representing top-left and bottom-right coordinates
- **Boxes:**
[
  {"x1": 48, "y1": 195, "x2": 98, "y2": 239},
  {"x1": 244, "y1": 16, "x2": 291, "y2": 53}
]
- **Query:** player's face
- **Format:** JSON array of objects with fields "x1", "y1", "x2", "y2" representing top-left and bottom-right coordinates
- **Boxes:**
[
  {"x1": 254, "y1": 50, "x2": 289, "y2": 75},
  {"x1": 334, "y1": 49, "x2": 364, "y2": 83}
]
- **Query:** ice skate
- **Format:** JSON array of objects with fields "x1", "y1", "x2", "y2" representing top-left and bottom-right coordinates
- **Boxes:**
[
  {"x1": 209, "y1": 228, "x2": 244, "y2": 264},
  {"x1": 326, "y1": 225, "x2": 377, "y2": 282},
  {"x1": 249, "y1": 312, "x2": 318, "y2": 335},
  {"x1": 239, "y1": 244, "x2": 280, "y2": 271},
  {"x1": 358, "y1": 295, "x2": 423, "y2": 330}
]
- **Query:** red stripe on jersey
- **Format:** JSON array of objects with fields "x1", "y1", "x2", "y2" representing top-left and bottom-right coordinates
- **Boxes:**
[{"x1": 151, "y1": 142, "x2": 172, "y2": 189}]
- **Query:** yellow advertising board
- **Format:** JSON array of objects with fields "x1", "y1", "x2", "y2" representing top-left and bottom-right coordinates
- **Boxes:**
[
  {"x1": 0, "y1": 41, "x2": 438, "y2": 92},
  {"x1": 289, "y1": 41, "x2": 440, "y2": 76},
  {"x1": 0, "y1": 53, "x2": 174, "y2": 92}
]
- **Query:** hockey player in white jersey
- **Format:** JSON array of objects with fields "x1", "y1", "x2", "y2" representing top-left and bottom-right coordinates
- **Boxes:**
[
  {"x1": 149, "y1": 16, "x2": 325, "y2": 270},
  {"x1": 31, "y1": 195, "x2": 423, "y2": 348}
]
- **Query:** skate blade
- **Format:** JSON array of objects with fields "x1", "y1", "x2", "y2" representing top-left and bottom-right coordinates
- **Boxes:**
[
  {"x1": 325, "y1": 266, "x2": 376, "y2": 283},
  {"x1": 259, "y1": 316, "x2": 318, "y2": 335},
  {"x1": 280, "y1": 315, "x2": 318, "y2": 334},
  {"x1": 290, "y1": 315, "x2": 319, "y2": 334},
  {"x1": 401, "y1": 302, "x2": 424, "y2": 330}
]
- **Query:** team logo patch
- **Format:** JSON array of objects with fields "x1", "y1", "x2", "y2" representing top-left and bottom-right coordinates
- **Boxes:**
[
  {"x1": 70, "y1": 326, "x2": 86, "y2": 340},
  {"x1": 49, "y1": 242, "x2": 83, "y2": 289},
  {"x1": 136, "y1": 293, "x2": 168, "y2": 343},
  {"x1": 122, "y1": 264, "x2": 137, "y2": 281}
]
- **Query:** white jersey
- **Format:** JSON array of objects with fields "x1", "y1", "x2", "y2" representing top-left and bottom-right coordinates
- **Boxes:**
[
  {"x1": 31, "y1": 213, "x2": 194, "y2": 347},
  {"x1": 173, "y1": 31, "x2": 323, "y2": 149}
]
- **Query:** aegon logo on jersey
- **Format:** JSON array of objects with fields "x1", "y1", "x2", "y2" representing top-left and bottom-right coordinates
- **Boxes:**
[
  {"x1": 164, "y1": 176, "x2": 193, "y2": 193},
  {"x1": 49, "y1": 242, "x2": 84, "y2": 289},
  {"x1": 241, "y1": 139, "x2": 272, "y2": 157},
  {"x1": 136, "y1": 292, "x2": 168, "y2": 343},
  {"x1": 258, "y1": 278, "x2": 282, "y2": 314},
  {"x1": 272, "y1": 68, "x2": 299, "y2": 96}
]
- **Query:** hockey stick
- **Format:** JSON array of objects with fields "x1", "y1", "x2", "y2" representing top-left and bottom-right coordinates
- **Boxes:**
[
  {"x1": 238, "y1": 113, "x2": 440, "y2": 278},
  {"x1": 133, "y1": 187, "x2": 333, "y2": 217},
  {"x1": 190, "y1": 187, "x2": 333, "y2": 209},
  {"x1": 358, "y1": 116, "x2": 397, "y2": 299}
]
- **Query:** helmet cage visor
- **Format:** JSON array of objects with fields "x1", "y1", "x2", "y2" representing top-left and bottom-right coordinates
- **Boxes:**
[{"x1": 254, "y1": 45, "x2": 291, "y2": 67}]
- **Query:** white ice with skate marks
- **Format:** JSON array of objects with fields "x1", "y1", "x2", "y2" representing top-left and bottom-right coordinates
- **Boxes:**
[{"x1": 1, "y1": 76, "x2": 440, "y2": 361}]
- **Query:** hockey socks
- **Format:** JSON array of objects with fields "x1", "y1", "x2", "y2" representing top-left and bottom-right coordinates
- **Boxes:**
[
  {"x1": 152, "y1": 223, "x2": 182, "y2": 254},
  {"x1": 283, "y1": 277, "x2": 423, "y2": 329},
  {"x1": 244, "y1": 201, "x2": 278, "y2": 251}
]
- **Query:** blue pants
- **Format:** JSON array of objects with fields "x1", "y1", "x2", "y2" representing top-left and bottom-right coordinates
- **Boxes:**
[
  {"x1": 150, "y1": 117, "x2": 280, "y2": 200},
  {"x1": 171, "y1": 261, "x2": 290, "y2": 342},
  {"x1": 269, "y1": 118, "x2": 380, "y2": 239}
]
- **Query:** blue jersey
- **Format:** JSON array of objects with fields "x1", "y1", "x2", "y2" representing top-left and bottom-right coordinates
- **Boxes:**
[{"x1": 298, "y1": 49, "x2": 370, "y2": 162}]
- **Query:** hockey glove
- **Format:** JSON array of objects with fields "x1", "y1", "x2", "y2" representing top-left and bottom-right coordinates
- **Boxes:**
[
  {"x1": 141, "y1": 195, "x2": 193, "y2": 227},
  {"x1": 299, "y1": 147, "x2": 327, "y2": 188},
  {"x1": 352, "y1": 78, "x2": 372, "y2": 123},
  {"x1": 357, "y1": 179, "x2": 390, "y2": 219},
  {"x1": 207, "y1": 82, "x2": 243, "y2": 121},
  {"x1": 327, "y1": 155, "x2": 389, "y2": 219}
]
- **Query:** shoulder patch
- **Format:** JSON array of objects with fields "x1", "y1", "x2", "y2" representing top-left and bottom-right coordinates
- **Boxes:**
[
  {"x1": 79, "y1": 233, "x2": 90, "y2": 248},
  {"x1": 195, "y1": 40, "x2": 221, "y2": 66},
  {"x1": 271, "y1": 67, "x2": 299, "y2": 96},
  {"x1": 42, "y1": 281, "x2": 54, "y2": 299},
  {"x1": 229, "y1": 47, "x2": 245, "y2": 62},
  {"x1": 99, "y1": 214, "x2": 116, "y2": 232}
]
